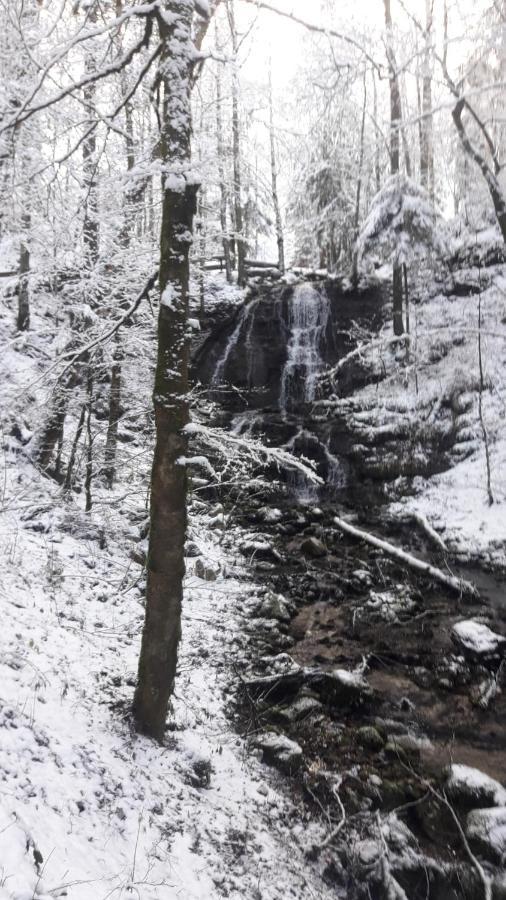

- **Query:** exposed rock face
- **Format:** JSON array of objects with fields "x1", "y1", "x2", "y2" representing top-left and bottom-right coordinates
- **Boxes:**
[
  {"x1": 193, "y1": 277, "x2": 472, "y2": 501},
  {"x1": 194, "y1": 279, "x2": 387, "y2": 409}
]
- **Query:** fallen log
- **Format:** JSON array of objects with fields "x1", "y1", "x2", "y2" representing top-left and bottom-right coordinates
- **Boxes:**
[{"x1": 333, "y1": 515, "x2": 478, "y2": 598}]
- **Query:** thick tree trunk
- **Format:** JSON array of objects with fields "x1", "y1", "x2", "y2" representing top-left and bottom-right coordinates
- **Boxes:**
[{"x1": 133, "y1": 1, "x2": 197, "y2": 742}]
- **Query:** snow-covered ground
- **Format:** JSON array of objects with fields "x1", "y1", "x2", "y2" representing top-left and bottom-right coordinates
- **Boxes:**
[
  {"x1": 349, "y1": 260, "x2": 506, "y2": 567},
  {"x1": 0, "y1": 304, "x2": 334, "y2": 900}
]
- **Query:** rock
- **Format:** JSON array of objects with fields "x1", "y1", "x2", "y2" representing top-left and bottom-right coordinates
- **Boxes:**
[
  {"x1": 356, "y1": 726, "x2": 385, "y2": 752},
  {"x1": 194, "y1": 557, "x2": 220, "y2": 582},
  {"x1": 188, "y1": 758, "x2": 213, "y2": 788},
  {"x1": 258, "y1": 506, "x2": 283, "y2": 523},
  {"x1": 355, "y1": 838, "x2": 381, "y2": 869},
  {"x1": 384, "y1": 733, "x2": 430, "y2": 763},
  {"x1": 253, "y1": 732, "x2": 303, "y2": 774},
  {"x1": 446, "y1": 764, "x2": 506, "y2": 809},
  {"x1": 273, "y1": 695, "x2": 323, "y2": 724},
  {"x1": 185, "y1": 540, "x2": 201, "y2": 558},
  {"x1": 300, "y1": 536, "x2": 326, "y2": 558},
  {"x1": 451, "y1": 620, "x2": 506, "y2": 660},
  {"x1": 466, "y1": 807, "x2": 506, "y2": 862},
  {"x1": 314, "y1": 667, "x2": 373, "y2": 707},
  {"x1": 259, "y1": 592, "x2": 291, "y2": 622}
]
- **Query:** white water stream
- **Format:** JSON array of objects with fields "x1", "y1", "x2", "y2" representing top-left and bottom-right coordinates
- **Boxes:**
[{"x1": 279, "y1": 282, "x2": 330, "y2": 414}]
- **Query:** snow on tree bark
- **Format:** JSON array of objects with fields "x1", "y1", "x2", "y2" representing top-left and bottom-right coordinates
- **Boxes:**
[{"x1": 133, "y1": 0, "x2": 200, "y2": 742}]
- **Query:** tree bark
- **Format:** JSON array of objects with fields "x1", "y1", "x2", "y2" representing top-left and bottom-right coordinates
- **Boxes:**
[
  {"x1": 133, "y1": 1, "x2": 198, "y2": 742},
  {"x1": 82, "y1": 8, "x2": 99, "y2": 267},
  {"x1": 420, "y1": 0, "x2": 434, "y2": 198},
  {"x1": 268, "y1": 65, "x2": 285, "y2": 273},
  {"x1": 103, "y1": 336, "x2": 122, "y2": 488},
  {"x1": 393, "y1": 263, "x2": 404, "y2": 335},
  {"x1": 383, "y1": 0, "x2": 401, "y2": 175},
  {"x1": 383, "y1": 0, "x2": 404, "y2": 334},
  {"x1": 452, "y1": 100, "x2": 506, "y2": 242},
  {"x1": 214, "y1": 33, "x2": 233, "y2": 282},
  {"x1": 17, "y1": 212, "x2": 30, "y2": 331},
  {"x1": 227, "y1": 1, "x2": 247, "y2": 284}
]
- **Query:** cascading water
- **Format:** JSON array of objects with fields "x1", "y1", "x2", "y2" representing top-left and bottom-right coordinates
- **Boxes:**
[
  {"x1": 212, "y1": 300, "x2": 257, "y2": 387},
  {"x1": 279, "y1": 283, "x2": 330, "y2": 415}
]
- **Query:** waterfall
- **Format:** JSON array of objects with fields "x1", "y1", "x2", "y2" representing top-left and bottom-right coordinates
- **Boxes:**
[
  {"x1": 279, "y1": 283, "x2": 330, "y2": 414},
  {"x1": 212, "y1": 300, "x2": 257, "y2": 386}
]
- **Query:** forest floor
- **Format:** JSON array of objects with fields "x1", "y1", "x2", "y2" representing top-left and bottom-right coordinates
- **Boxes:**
[
  {"x1": 1, "y1": 248, "x2": 506, "y2": 900},
  {"x1": 0, "y1": 304, "x2": 337, "y2": 900}
]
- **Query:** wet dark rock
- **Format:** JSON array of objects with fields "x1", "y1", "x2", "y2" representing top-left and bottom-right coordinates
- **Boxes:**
[
  {"x1": 185, "y1": 540, "x2": 201, "y2": 558},
  {"x1": 313, "y1": 668, "x2": 373, "y2": 708},
  {"x1": 301, "y1": 536, "x2": 326, "y2": 558}
]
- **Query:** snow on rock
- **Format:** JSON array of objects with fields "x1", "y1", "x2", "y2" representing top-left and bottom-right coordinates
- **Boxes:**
[
  {"x1": 451, "y1": 620, "x2": 506, "y2": 658},
  {"x1": 446, "y1": 764, "x2": 506, "y2": 808},
  {"x1": 466, "y1": 807, "x2": 506, "y2": 862},
  {"x1": 252, "y1": 733, "x2": 303, "y2": 774}
]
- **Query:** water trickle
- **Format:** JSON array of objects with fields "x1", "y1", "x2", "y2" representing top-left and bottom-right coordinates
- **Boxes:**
[{"x1": 279, "y1": 283, "x2": 330, "y2": 414}]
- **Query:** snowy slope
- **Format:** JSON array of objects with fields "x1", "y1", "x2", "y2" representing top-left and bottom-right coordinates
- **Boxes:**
[{"x1": 0, "y1": 308, "x2": 334, "y2": 900}]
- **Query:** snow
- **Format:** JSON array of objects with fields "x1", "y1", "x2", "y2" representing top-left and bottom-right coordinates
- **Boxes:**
[
  {"x1": 447, "y1": 765, "x2": 506, "y2": 806},
  {"x1": 0, "y1": 307, "x2": 337, "y2": 900},
  {"x1": 452, "y1": 620, "x2": 505, "y2": 656}
]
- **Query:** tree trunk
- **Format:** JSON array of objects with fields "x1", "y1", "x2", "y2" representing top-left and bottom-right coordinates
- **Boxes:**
[
  {"x1": 133, "y1": 1, "x2": 197, "y2": 742},
  {"x1": 420, "y1": 0, "x2": 434, "y2": 198},
  {"x1": 452, "y1": 100, "x2": 506, "y2": 242},
  {"x1": 393, "y1": 264, "x2": 404, "y2": 335},
  {"x1": 268, "y1": 65, "x2": 285, "y2": 273},
  {"x1": 215, "y1": 23, "x2": 233, "y2": 282},
  {"x1": 383, "y1": 0, "x2": 401, "y2": 175},
  {"x1": 17, "y1": 212, "x2": 30, "y2": 331},
  {"x1": 82, "y1": 6, "x2": 99, "y2": 267},
  {"x1": 383, "y1": 0, "x2": 404, "y2": 334},
  {"x1": 227, "y1": 1, "x2": 247, "y2": 284},
  {"x1": 103, "y1": 336, "x2": 122, "y2": 488}
]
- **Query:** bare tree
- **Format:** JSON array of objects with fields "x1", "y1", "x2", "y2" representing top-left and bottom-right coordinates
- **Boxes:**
[{"x1": 133, "y1": 0, "x2": 210, "y2": 741}]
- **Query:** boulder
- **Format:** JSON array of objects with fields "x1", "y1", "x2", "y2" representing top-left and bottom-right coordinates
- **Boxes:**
[
  {"x1": 253, "y1": 732, "x2": 303, "y2": 774},
  {"x1": 300, "y1": 536, "x2": 326, "y2": 558},
  {"x1": 314, "y1": 667, "x2": 373, "y2": 707},
  {"x1": 258, "y1": 593, "x2": 291, "y2": 622},
  {"x1": 356, "y1": 726, "x2": 385, "y2": 752},
  {"x1": 185, "y1": 540, "x2": 201, "y2": 558},
  {"x1": 451, "y1": 620, "x2": 506, "y2": 660},
  {"x1": 194, "y1": 557, "x2": 220, "y2": 582},
  {"x1": 446, "y1": 764, "x2": 506, "y2": 809},
  {"x1": 466, "y1": 807, "x2": 506, "y2": 862}
]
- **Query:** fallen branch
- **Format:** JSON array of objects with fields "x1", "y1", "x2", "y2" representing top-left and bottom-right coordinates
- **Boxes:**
[
  {"x1": 333, "y1": 515, "x2": 478, "y2": 598},
  {"x1": 408, "y1": 511, "x2": 448, "y2": 553}
]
